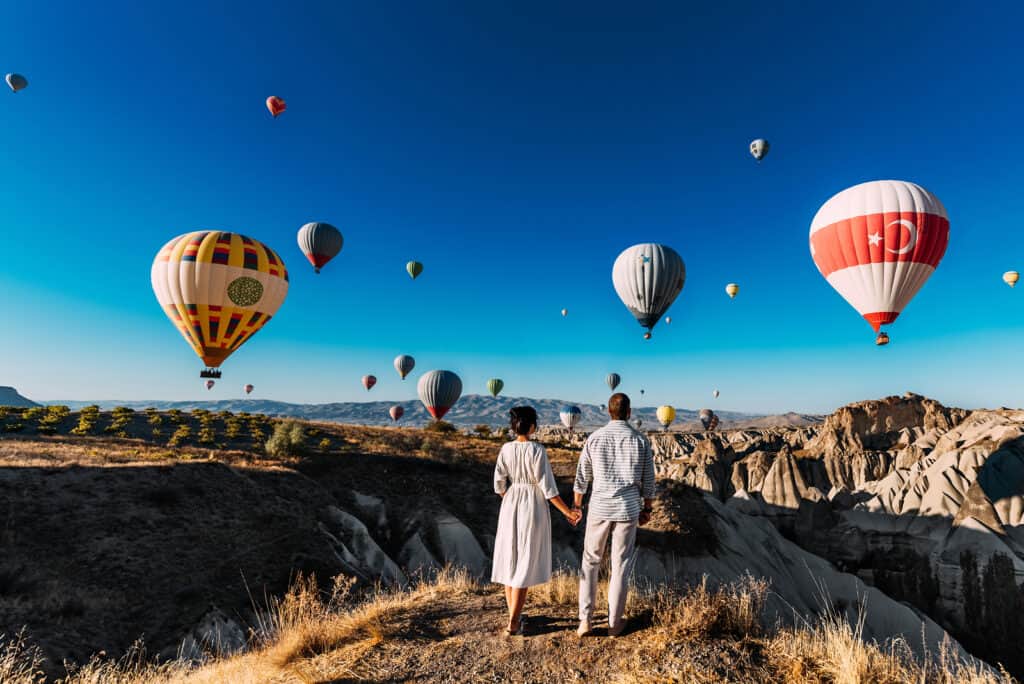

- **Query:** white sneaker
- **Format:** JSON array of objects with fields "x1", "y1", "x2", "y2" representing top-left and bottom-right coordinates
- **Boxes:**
[{"x1": 577, "y1": 620, "x2": 592, "y2": 637}]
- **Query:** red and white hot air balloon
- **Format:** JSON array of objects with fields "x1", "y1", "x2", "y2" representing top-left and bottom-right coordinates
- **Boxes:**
[
  {"x1": 205, "y1": 380, "x2": 215, "y2": 390},
  {"x1": 244, "y1": 383, "x2": 254, "y2": 395},
  {"x1": 362, "y1": 375, "x2": 377, "y2": 391},
  {"x1": 266, "y1": 96, "x2": 286, "y2": 117},
  {"x1": 389, "y1": 405, "x2": 404, "y2": 422},
  {"x1": 809, "y1": 180, "x2": 949, "y2": 342}
]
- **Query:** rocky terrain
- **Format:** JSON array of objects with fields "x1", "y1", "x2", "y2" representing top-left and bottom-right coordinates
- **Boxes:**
[
  {"x1": 651, "y1": 392, "x2": 1024, "y2": 674},
  {"x1": 41, "y1": 392, "x2": 821, "y2": 429},
  {"x1": 0, "y1": 400, "x2": 970, "y2": 680}
]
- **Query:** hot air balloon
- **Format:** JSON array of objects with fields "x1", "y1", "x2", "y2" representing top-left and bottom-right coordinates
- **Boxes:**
[
  {"x1": 561, "y1": 308, "x2": 568, "y2": 317},
  {"x1": 362, "y1": 375, "x2": 377, "y2": 391},
  {"x1": 296, "y1": 222, "x2": 343, "y2": 274},
  {"x1": 407, "y1": 261, "x2": 423, "y2": 279},
  {"x1": 612, "y1": 243, "x2": 686, "y2": 339},
  {"x1": 394, "y1": 354, "x2": 415, "y2": 380},
  {"x1": 725, "y1": 283, "x2": 739, "y2": 299},
  {"x1": 634, "y1": 418, "x2": 643, "y2": 429},
  {"x1": 560, "y1": 406, "x2": 582, "y2": 431},
  {"x1": 266, "y1": 96, "x2": 286, "y2": 117},
  {"x1": 487, "y1": 378, "x2": 504, "y2": 397},
  {"x1": 810, "y1": 180, "x2": 949, "y2": 343},
  {"x1": 6, "y1": 73, "x2": 27, "y2": 92},
  {"x1": 417, "y1": 370, "x2": 462, "y2": 420},
  {"x1": 389, "y1": 405, "x2": 405, "y2": 422},
  {"x1": 1003, "y1": 271, "x2": 1019, "y2": 288},
  {"x1": 656, "y1": 405, "x2": 676, "y2": 430},
  {"x1": 713, "y1": 389, "x2": 720, "y2": 399},
  {"x1": 151, "y1": 231, "x2": 289, "y2": 378},
  {"x1": 606, "y1": 373, "x2": 621, "y2": 391},
  {"x1": 749, "y1": 139, "x2": 769, "y2": 161},
  {"x1": 876, "y1": 332, "x2": 890, "y2": 346},
  {"x1": 205, "y1": 380, "x2": 215, "y2": 390},
  {"x1": 665, "y1": 316, "x2": 672, "y2": 324},
  {"x1": 699, "y1": 409, "x2": 713, "y2": 429},
  {"x1": 640, "y1": 389, "x2": 645, "y2": 396},
  {"x1": 244, "y1": 384, "x2": 254, "y2": 395}
]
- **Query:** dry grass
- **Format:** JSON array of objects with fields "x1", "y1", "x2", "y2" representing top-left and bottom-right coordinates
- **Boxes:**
[{"x1": 4, "y1": 568, "x2": 1012, "y2": 684}]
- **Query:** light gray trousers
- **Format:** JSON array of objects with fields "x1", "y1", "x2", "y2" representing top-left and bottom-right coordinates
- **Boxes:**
[{"x1": 578, "y1": 515, "x2": 638, "y2": 628}]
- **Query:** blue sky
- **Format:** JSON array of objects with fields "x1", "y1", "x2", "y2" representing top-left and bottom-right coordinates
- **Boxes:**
[{"x1": 1, "y1": 1, "x2": 1023, "y2": 414}]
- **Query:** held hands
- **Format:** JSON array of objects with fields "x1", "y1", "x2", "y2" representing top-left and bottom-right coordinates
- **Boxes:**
[{"x1": 565, "y1": 507, "x2": 583, "y2": 527}]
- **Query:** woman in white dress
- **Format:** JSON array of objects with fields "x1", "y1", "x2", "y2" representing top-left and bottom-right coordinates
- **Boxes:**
[{"x1": 492, "y1": 406, "x2": 580, "y2": 635}]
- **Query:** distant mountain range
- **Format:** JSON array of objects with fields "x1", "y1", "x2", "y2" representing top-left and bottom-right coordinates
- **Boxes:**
[
  {"x1": 0, "y1": 386, "x2": 38, "y2": 408},
  {"x1": 35, "y1": 392, "x2": 821, "y2": 429}
]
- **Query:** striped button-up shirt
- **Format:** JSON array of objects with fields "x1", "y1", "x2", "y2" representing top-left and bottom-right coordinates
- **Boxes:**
[{"x1": 574, "y1": 420, "x2": 655, "y2": 522}]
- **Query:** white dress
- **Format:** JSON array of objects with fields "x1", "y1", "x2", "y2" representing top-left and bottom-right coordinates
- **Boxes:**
[{"x1": 491, "y1": 440, "x2": 560, "y2": 588}]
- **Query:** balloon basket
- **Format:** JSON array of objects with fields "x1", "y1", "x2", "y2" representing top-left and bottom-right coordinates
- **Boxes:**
[{"x1": 200, "y1": 369, "x2": 222, "y2": 379}]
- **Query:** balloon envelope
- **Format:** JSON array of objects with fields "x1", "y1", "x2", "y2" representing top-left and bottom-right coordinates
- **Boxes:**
[
  {"x1": 713, "y1": 389, "x2": 720, "y2": 399},
  {"x1": 205, "y1": 380, "x2": 215, "y2": 390},
  {"x1": 362, "y1": 375, "x2": 377, "y2": 391},
  {"x1": 699, "y1": 408, "x2": 716, "y2": 430},
  {"x1": 606, "y1": 373, "x2": 621, "y2": 391},
  {"x1": 5, "y1": 73, "x2": 27, "y2": 92},
  {"x1": 561, "y1": 308, "x2": 568, "y2": 317},
  {"x1": 418, "y1": 370, "x2": 463, "y2": 420},
  {"x1": 266, "y1": 96, "x2": 286, "y2": 117},
  {"x1": 749, "y1": 139, "x2": 769, "y2": 161},
  {"x1": 487, "y1": 378, "x2": 504, "y2": 397},
  {"x1": 297, "y1": 222, "x2": 343, "y2": 273},
  {"x1": 656, "y1": 405, "x2": 676, "y2": 429},
  {"x1": 612, "y1": 243, "x2": 686, "y2": 336},
  {"x1": 394, "y1": 354, "x2": 415, "y2": 379},
  {"x1": 810, "y1": 180, "x2": 949, "y2": 334},
  {"x1": 389, "y1": 405, "x2": 404, "y2": 422},
  {"x1": 725, "y1": 283, "x2": 739, "y2": 298},
  {"x1": 244, "y1": 384, "x2": 254, "y2": 395},
  {"x1": 560, "y1": 406, "x2": 582, "y2": 430},
  {"x1": 1003, "y1": 271, "x2": 1019, "y2": 288},
  {"x1": 407, "y1": 261, "x2": 423, "y2": 279},
  {"x1": 151, "y1": 231, "x2": 289, "y2": 372}
]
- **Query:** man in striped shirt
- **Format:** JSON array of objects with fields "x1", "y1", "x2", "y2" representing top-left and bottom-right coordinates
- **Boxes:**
[{"x1": 573, "y1": 392, "x2": 655, "y2": 637}]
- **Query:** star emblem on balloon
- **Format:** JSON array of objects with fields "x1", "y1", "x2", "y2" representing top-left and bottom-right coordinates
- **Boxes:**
[{"x1": 868, "y1": 232, "x2": 883, "y2": 246}]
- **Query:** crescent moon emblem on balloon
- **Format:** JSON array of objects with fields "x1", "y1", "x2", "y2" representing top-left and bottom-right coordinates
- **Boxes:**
[{"x1": 885, "y1": 219, "x2": 918, "y2": 255}]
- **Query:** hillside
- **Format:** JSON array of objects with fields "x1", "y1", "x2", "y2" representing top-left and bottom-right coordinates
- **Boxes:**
[
  {"x1": 0, "y1": 387, "x2": 37, "y2": 408},
  {"x1": 43, "y1": 394, "x2": 821, "y2": 429},
  {"x1": 0, "y1": 401, "x2": 1001, "y2": 682}
]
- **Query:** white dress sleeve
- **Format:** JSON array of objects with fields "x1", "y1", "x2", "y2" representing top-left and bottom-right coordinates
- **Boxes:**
[
  {"x1": 536, "y1": 444, "x2": 560, "y2": 500},
  {"x1": 494, "y1": 443, "x2": 509, "y2": 495}
]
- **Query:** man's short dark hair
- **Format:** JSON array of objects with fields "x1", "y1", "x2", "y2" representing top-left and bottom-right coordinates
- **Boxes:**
[
  {"x1": 509, "y1": 406, "x2": 538, "y2": 436},
  {"x1": 608, "y1": 393, "x2": 630, "y2": 420}
]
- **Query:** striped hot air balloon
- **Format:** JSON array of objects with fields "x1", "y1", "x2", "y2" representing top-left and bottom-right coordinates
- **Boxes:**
[
  {"x1": 417, "y1": 370, "x2": 462, "y2": 420},
  {"x1": 612, "y1": 243, "x2": 686, "y2": 339},
  {"x1": 394, "y1": 354, "x2": 415, "y2": 379},
  {"x1": 389, "y1": 405, "x2": 404, "y2": 422},
  {"x1": 606, "y1": 373, "x2": 621, "y2": 391},
  {"x1": 151, "y1": 231, "x2": 289, "y2": 377},
  {"x1": 297, "y1": 222, "x2": 343, "y2": 273},
  {"x1": 749, "y1": 138, "x2": 769, "y2": 161},
  {"x1": 559, "y1": 406, "x2": 581, "y2": 431},
  {"x1": 407, "y1": 261, "x2": 423, "y2": 279},
  {"x1": 487, "y1": 378, "x2": 504, "y2": 397},
  {"x1": 810, "y1": 180, "x2": 949, "y2": 342}
]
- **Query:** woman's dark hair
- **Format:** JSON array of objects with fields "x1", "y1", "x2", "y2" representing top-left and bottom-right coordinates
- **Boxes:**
[{"x1": 509, "y1": 406, "x2": 538, "y2": 436}]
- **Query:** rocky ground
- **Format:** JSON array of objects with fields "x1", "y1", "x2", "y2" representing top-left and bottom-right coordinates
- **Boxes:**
[{"x1": 0, "y1": 396, "x2": 1017, "y2": 679}]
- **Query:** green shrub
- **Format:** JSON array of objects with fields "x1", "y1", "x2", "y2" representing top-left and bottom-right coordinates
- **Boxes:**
[
  {"x1": 424, "y1": 420, "x2": 458, "y2": 435},
  {"x1": 318, "y1": 437, "x2": 332, "y2": 453},
  {"x1": 21, "y1": 407, "x2": 44, "y2": 421},
  {"x1": 198, "y1": 427, "x2": 216, "y2": 445},
  {"x1": 3, "y1": 422, "x2": 25, "y2": 433},
  {"x1": 0, "y1": 406, "x2": 10, "y2": 420},
  {"x1": 225, "y1": 418, "x2": 242, "y2": 439},
  {"x1": 265, "y1": 420, "x2": 305, "y2": 458},
  {"x1": 168, "y1": 425, "x2": 192, "y2": 447}
]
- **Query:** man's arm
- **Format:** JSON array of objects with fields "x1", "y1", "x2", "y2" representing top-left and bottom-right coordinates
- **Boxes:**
[
  {"x1": 573, "y1": 440, "x2": 593, "y2": 509},
  {"x1": 639, "y1": 437, "x2": 656, "y2": 525}
]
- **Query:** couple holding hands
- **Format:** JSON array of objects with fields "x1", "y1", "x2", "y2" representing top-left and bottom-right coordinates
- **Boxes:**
[{"x1": 491, "y1": 393, "x2": 656, "y2": 636}]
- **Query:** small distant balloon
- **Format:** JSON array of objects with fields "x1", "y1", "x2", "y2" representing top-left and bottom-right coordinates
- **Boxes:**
[
  {"x1": 6, "y1": 73, "x2": 27, "y2": 92},
  {"x1": 725, "y1": 283, "x2": 739, "y2": 299},
  {"x1": 389, "y1": 405, "x2": 404, "y2": 422},
  {"x1": 297, "y1": 222, "x2": 343, "y2": 274},
  {"x1": 606, "y1": 373, "x2": 621, "y2": 391},
  {"x1": 362, "y1": 375, "x2": 377, "y2": 391},
  {"x1": 699, "y1": 408, "x2": 718, "y2": 431},
  {"x1": 394, "y1": 354, "x2": 415, "y2": 380},
  {"x1": 560, "y1": 406, "x2": 582, "y2": 431},
  {"x1": 561, "y1": 308, "x2": 568, "y2": 317},
  {"x1": 266, "y1": 96, "x2": 286, "y2": 117},
  {"x1": 713, "y1": 389, "x2": 720, "y2": 399},
  {"x1": 407, "y1": 261, "x2": 423, "y2": 279},
  {"x1": 656, "y1": 405, "x2": 676, "y2": 430},
  {"x1": 749, "y1": 139, "x2": 769, "y2": 161},
  {"x1": 665, "y1": 316, "x2": 672, "y2": 324},
  {"x1": 1003, "y1": 271, "x2": 1019, "y2": 288},
  {"x1": 244, "y1": 384, "x2": 254, "y2": 395},
  {"x1": 205, "y1": 380, "x2": 215, "y2": 391},
  {"x1": 486, "y1": 378, "x2": 504, "y2": 397},
  {"x1": 640, "y1": 388, "x2": 645, "y2": 396}
]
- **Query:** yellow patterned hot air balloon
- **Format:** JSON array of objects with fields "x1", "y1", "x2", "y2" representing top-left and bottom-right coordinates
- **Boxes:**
[
  {"x1": 656, "y1": 405, "x2": 676, "y2": 430},
  {"x1": 151, "y1": 231, "x2": 289, "y2": 377}
]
